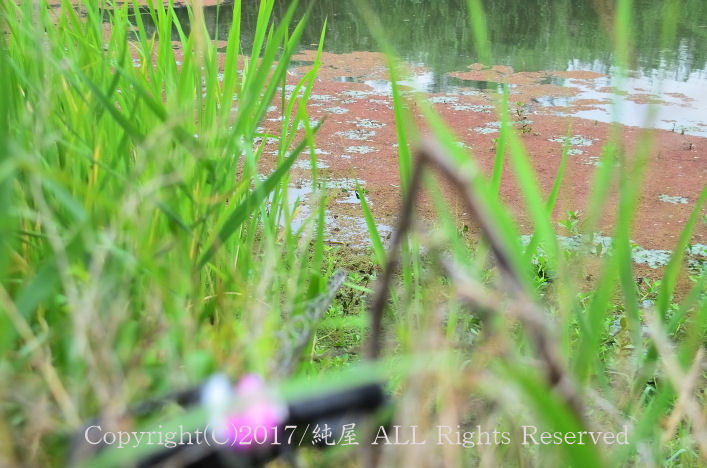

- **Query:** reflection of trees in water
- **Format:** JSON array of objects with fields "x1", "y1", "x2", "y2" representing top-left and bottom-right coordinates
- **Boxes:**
[{"x1": 139, "y1": 0, "x2": 706, "y2": 78}]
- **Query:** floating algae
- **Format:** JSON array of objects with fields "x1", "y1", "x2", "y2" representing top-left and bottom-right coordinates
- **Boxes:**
[
  {"x1": 325, "y1": 106, "x2": 350, "y2": 114},
  {"x1": 429, "y1": 95, "x2": 459, "y2": 104},
  {"x1": 548, "y1": 135, "x2": 595, "y2": 147},
  {"x1": 472, "y1": 121, "x2": 502, "y2": 134},
  {"x1": 345, "y1": 146, "x2": 375, "y2": 154},
  {"x1": 520, "y1": 234, "x2": 704, "y2": 270},
  {"x1": 336, "y1": 129, "x2": 376, "y2": 140},
  {"x1": 453, "y1": 104, "x2": 493, "y2": 112},
  {"x1": 352, "y1": 118, "x2": 385, "y2": 129},
  {"x1": 658, "y1": 194, "x2": 688, "y2": 204},
  {"x1": 631, "y1": 248, "x2": 672, "y2": 269}
]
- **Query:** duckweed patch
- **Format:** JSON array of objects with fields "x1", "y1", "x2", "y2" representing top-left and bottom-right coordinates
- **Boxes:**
[
  {"x1": 632, "y1": 248, "x2": 673, "y2": 269},
  {"x1": 336, "y1": 129, "x2": 376, "y2": 140},
  {"x1": 453, "y1": 104, "x2": 493, "y2": 112},
  {"x1": 549, "y1": 135, "x2": 596, "y2": 146},
  {"x1": 345, "y1": 145, "x2": 375, "y2": 154},
  {"x1": 325, "y1": 106, "x2": 350, "y2": 114},
  {"x1": 352, "y1": 118, "x2": 385, "y2": 129},
  {"x1": 429, "y1": 95, "x2": 459, "y2": 104},
  {"x1": 522, "y1": 234, "x2": 705, "y2": 270},
  {"x1": 293, "y1": 160, "x2": 330, "y2": 170},
  {"x1": 472, "y1": 121, "x2": 502, "y2": 134},
  {"x1": 658, "y1": 194, "x2": 689, "y2": 204}
]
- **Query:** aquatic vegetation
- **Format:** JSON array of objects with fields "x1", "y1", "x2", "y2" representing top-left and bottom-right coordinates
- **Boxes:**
[
  {"x1": 341, "y1": 89, "x2": 373, "y2": 100},
  {"x1": 452, "y1": 103, "x2": 493, "y2": 112},
  {"x1": 687, "y1": 243, "x2": 707, "y2": 257},
  {"x1": 2, "y1": 1, "x2": 705, "y2": 467},
  {"x1": 352, "y1": 118, "x2": 385, "y2": 128},
  {"x1": 324, "y1": 106, "x2": 350, "y2": 114},
  {"x1": 336, "y1": 129, "x2": 376, "y2": 140},
  {"x1": 659, "y1": 194, "x2": 689, "y2": 204},
  {"x1": 345, "y1": 145, "x2": 376, "y2": 154},
  {"x1": 631, "y1": 248, "x2": 673, "y2": 269},
  {"x1": 549, "y1": 135, "x2": 596, "y2": 146},
  {"x1": 428, "y1": 95, "x2": 459, "y2": 104},
  {"x1": 472, "y1": 125, "x2": 499, "y2": 134},
  {"x1": 350, "y1": 1, "x2": 706, "y2": 466}
]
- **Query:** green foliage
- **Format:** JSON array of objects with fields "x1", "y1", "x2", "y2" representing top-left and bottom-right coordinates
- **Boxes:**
[
  {"x1": 0, "y1": 1, "x2": 335, "y2": 464},
  {"x1": 1, "y1": 1, "x2": 704, "y2": 467},
  {"x1": 351, "y1": 0, "x2": 707, "y2": 466}
]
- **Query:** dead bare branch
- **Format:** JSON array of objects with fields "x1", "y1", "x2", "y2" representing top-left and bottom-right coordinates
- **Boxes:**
[{"x1": 367, "y1": 137, "x2": 584, "y2": 419}]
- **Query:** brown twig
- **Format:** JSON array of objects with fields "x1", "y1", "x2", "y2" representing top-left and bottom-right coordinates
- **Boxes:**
[
  {"x1": 367, "y1": 137, "x2": 584, "y2": 419},
  {"x1": 366, "y1": 158, "x2": 424, "y2": 360},
  {"x1": 647, "y1": 311, "x2": 707, "y2": 458}
]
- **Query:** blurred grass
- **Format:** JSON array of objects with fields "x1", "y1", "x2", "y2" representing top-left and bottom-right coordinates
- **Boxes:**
[
  {"x1": 1, "y1": 0, "x2": 705, "y2": 467},
  {"x1": 0, "y1": 0, "x2": 338, "y2": 464},
  {"x1": 353, "y1": 0, "x2": 705, "y2": 465}
]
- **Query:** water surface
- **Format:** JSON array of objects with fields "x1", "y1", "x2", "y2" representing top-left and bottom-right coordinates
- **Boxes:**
[{"x1": 141, "y1": 0, "x2": 707, "y2": 133}]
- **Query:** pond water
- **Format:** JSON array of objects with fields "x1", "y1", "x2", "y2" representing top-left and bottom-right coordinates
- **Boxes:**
[
  {"x1": 143, "y1": 0, "x2": 707, "y2": 134},
  {"x1": 124, "y1": 1, "x2": 707, "y2": 262}
]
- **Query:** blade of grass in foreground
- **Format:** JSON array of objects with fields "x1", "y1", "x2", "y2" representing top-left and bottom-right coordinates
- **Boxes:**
[
  {"x1": 358, "y1": 182, "x2": 385, "y2": 267},
  {"x1": 656, "y1": 186, "x2": 706, "y2": 318},
  {"x1": 490, "y1": 83, "x2": 509, "y2": 196},
  {"x1": 466, "y1": 0, "x2": 491, "y2": 66},
  {"x1": 507, "y1": 364, "x2": 603, "y2": 467},
  {"x1": 523, "y1": 126, "x2": 571, "y2": 264},
  {"x1": 198, "y1": 122, "x2": 324, "y2": 268},
  {"x1": 415, "y1": 96, "x2": 532, "y2": 290},
  {"x1": 353, "y1": 0, "x2": 420, "y2": 301},
  {"x1": 466, "y1": 0, "x2": 562, "y2": 278},
  {"x1": 505, "y1": 129, "x2": 561, "y2": 269}
]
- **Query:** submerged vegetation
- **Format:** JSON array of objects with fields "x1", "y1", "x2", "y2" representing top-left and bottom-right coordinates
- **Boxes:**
[{"x1": 1, "y1": 0, "x2": 705, "y2": 467}]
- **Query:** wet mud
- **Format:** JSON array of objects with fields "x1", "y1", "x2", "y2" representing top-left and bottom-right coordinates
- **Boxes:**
[
  {"x1": 256, "y1": 53, "x2": 706, "y2": 286},
  {"x1": 53, "y1": 2, "x2": 706, "y2": 285}
]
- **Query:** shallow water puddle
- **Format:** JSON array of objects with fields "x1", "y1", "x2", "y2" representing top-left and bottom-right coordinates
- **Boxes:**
[
  {"x1": 559, "y1": 69, "x2": 707, "y2": 137},
  {"x1": 267, "y1": 178, "x2": 392, "y2": 247},
  {"x1": 472, "y1": 121, "x2": 501, "y2": 134},
  {"x1": 521, "y1": 234, "x2": 706, "y2": 272},
  {"x1": 131, "y1": 0, "x2": 705, "y2": 271},
  {"x1": 293, "y1": 159, "x2": 329, "y2": 170},
  {"x1": 452, "y1": 104, "x2": 493, "y2": 112},
  {"x1": 658, "y1": 194, "x2": 689, "y2": 204},
  {"x1": 336, "y1": 129, "x2": 376, "y2": 141},
  {"x1": 345, "y1": 146, "x2": 376, "y2": 154},
  {"x1": 548, "y1": 135, "x2": 596, "y2": 147},
  {"x1": 324, "y1": 106, "x2": 350, "y2": 114}
]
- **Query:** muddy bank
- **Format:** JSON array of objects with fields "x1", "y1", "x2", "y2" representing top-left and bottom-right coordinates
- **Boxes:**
[
  {"x1": 246, "y1": 52, "x2": 706, "y2": 287},
  {"x1": 55, "y1": 0, "x2": 706, "y2": 284},
  {"x1": 260, "y1": 56, "x2": 705, "y2": 242}
]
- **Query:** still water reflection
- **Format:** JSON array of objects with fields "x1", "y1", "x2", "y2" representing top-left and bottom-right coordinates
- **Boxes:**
[{"x1": 139, "y1": 0, "x2": 707, "y2": 133}]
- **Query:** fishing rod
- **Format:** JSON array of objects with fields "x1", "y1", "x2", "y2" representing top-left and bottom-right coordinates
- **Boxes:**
[{"x1": 70, "y1": 373, "x2": 389, "y2": 467}]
